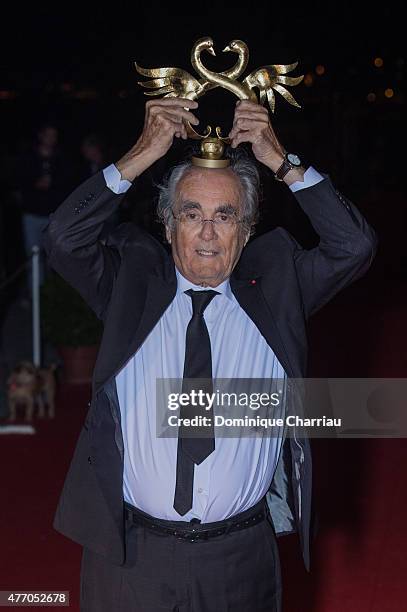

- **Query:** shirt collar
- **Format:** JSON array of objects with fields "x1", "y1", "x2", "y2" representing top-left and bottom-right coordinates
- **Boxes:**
[{"x1": 175, "y1": 267, "x2": 234, "y2": 301}]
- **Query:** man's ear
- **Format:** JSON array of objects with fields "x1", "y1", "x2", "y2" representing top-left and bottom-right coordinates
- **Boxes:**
[
  {"x1": 165, "y1": 225, "x2": 172, "y2": 245},
  {"x1": 243, "y1": 231, "x2": 250, "y2": 247}
]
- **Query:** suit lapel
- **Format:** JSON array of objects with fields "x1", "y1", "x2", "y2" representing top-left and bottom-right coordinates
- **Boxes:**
[
  {"x1": 128, "y1": 261, "x2": 177, "y2": 361},
  {"x1": 95, "y1": 258, "x2": 177, "y2": 393},
  {"x1": 230, "y1": 275, "x2": 295, "y2": 378}
]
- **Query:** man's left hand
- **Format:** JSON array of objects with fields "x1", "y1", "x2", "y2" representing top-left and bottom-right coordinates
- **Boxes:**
[{"x1": 228, "y1": 101, "x2": 303, "y2": 183}]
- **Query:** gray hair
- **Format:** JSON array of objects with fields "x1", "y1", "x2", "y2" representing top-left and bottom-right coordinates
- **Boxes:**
[{"x1": 156, "y1": 148, "x2": 260, "y2": 236}]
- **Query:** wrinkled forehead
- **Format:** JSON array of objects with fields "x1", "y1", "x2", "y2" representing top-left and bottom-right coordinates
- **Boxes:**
[{"x1": 175, "y1": 167, "x2": 243, "y2": 211}]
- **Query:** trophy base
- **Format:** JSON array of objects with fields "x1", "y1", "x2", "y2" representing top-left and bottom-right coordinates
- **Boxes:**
[{"x1": 191, "y1": 156, "x2": 230, "y2": 169}]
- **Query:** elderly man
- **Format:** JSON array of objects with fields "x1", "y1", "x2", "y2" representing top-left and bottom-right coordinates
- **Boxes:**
[{"x1": 44, "y1": 98, "x2": 377, "y2": 612}]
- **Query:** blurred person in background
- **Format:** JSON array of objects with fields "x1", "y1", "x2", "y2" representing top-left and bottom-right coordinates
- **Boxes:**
[
  {"x1": 78, "y1": 134, "x2": 120, "y2": 238},
  {"x1": 19, "y1": 123, "x2": 70, "y2": 292},
  {"x1": 78, "y1": 134, "x2": 106, "y2": 180}
]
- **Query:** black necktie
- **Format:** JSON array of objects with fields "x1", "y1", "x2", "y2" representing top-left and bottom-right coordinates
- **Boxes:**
[{"x1": 173, "y1": 289, "x2": 219, "y2": 516}]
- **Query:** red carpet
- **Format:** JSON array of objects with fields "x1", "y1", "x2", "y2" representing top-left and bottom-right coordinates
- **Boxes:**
[
  {"x1": 1, "y1": 282, "x2": 407, "y2": 610},
  {"x1": 0, "y1": 384, "x2": 90, "y2": 611}
]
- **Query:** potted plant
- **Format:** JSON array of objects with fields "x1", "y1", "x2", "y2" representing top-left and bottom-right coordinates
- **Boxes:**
[{"x1": 41, "y1": 272, "x2": 103, "y2": 384}]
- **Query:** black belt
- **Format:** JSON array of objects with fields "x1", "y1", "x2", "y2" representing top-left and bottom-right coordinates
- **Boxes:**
[{"x1": 125, "y1": 497, "x2": 267, "y2": 542}]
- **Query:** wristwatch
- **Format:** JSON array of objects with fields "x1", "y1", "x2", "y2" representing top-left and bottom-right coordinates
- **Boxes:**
[{"x1": 274, "y1": 152, "x2": 302, "y2": 181}]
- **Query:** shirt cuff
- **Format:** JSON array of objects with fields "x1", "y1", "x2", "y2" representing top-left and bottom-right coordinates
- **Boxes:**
[
  {"x1": 288, "y1": 166, "x2": 324, "y2": 193},
  {"x1": 103, "y1": 163, "x2": 133, "y2": 194}
]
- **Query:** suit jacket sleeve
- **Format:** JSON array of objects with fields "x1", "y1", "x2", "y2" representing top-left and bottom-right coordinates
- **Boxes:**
[
  {"x1": 42, "y1": 171, "x2": 129, "y2": 320},
  {"x1": 280, "y1": 175, "x2": 378, "y2": 318}
]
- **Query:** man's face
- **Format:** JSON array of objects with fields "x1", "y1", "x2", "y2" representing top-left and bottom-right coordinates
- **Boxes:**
[{"x1": 166, "y1": 167, "x2": 250, "y2": 287}]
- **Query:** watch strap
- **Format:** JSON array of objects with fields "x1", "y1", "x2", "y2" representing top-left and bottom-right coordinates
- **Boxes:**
[
  {"x1": 274, "y1": 153, "x2": 302, "y2": 181},
  {"x1": 274, "y1": 157, "x2": 293, "y2": 181}
]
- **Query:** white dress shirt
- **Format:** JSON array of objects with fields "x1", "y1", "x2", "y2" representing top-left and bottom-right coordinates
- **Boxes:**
[{"x1": 105, "y1": 161, "x2": 324, "y2": 522}]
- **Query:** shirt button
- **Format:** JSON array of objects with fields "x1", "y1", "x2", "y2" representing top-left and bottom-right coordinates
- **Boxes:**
[{"x1": 197, "y1": 487, "x2": 203, "y2": 493}]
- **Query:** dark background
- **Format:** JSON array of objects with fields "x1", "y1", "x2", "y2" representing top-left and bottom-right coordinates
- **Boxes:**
[{"x1": 0, "y1": 1, "x2": 404, "y2": 252}]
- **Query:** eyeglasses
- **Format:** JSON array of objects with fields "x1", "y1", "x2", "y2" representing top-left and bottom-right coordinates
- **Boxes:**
[{"x1": 171, "y1": 210, "x2": 244, "y2": 229}]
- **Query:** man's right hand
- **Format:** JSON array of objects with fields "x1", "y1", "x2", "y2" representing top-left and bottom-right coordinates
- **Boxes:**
[{"x1": 116, "y1": 98, "x2": 199, "y2": 182}]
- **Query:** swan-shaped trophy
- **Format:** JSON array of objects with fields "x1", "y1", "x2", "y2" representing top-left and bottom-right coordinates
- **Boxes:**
[{"x1": 135, "y1": 37, "x2": 303, "y2": 168}]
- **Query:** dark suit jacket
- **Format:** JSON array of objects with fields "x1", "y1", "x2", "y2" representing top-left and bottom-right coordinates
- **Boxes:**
[{"x1": 43, "y1": 169, "x2": 377, "y2": 571}]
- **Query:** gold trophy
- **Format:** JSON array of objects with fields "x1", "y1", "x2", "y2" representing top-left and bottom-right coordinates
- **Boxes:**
[{"x1": 135, "y1": 37, "x2": 303, "y2": 168}]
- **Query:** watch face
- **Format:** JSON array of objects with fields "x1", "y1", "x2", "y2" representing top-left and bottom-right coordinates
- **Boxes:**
[{"x1": 287, "y1": 153, "x2": 301, "y2": 166}]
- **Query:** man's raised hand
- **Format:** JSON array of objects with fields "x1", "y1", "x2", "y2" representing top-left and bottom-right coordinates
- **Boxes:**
[
  {"x1": 228, "y1": 100, "x2": 305, "y2": 184},
  {"x1": 228, "y1": 100, "x2": 287, "y2": 172},
  {"x1": 116, "y1": 98, "x2": 199, "y2": 182}
]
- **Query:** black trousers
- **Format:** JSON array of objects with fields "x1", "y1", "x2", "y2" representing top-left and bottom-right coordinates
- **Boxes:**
[{"x1": 80, "y1": 502, "x2": 282, "y2": 612}]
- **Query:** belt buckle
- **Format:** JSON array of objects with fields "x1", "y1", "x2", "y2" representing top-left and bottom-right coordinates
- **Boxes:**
[
  {"x1": 175, "y1": 526, "x2": 205, "y2": 542},
  {"x1": 186, "y1": 525, "x2": 201, "y2": 542},
  {"x1": 174, "y1": 529, "x2": 194, "y2": 541},
  {"x1": 192, "y1": 529, "x2": 209, "y2": 542}
]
